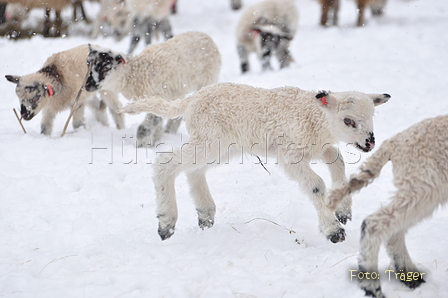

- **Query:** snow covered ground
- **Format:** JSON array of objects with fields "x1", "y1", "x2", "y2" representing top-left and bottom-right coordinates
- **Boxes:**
[{"x1": 1, "y1": 0, "x2": 447, "y2": 297}]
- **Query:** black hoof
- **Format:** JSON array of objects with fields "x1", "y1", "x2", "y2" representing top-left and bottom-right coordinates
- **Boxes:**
[
  {"x1": 328, "y1": 228, "x2": 346, "y2": 243},
  {"x1": 158, "y1": 225, "x2": 175, "y2": 241},
  {"x1": 335, "y1": 211, "x2": 352, "y2": 225},
  {"x1": 362, "y1": 286, "x2": 384, "y2": 298},
  {"x1": 198, "y1": 218, "x2": 214, "y2": 230},
  {"x1": 402, "y1": 278, "x2": 425, "y2": 289}
]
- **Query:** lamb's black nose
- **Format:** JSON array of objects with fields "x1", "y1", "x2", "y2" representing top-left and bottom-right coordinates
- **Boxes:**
[{"x1": 365, "y1": 132, "x2": 375, "y2": 150}]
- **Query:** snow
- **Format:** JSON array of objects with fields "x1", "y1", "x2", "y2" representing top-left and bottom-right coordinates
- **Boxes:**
[{"x1": 1, "y1": 0, "x2": 448, "y2": 297}]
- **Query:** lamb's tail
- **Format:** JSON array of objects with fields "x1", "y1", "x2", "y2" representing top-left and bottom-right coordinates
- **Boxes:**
[
  {"x1": 327, "y1": 141, "x2": 392, "y2": 211},
  {"x1": 119, "y1": 96, "x2": 190, "y2": 119}
]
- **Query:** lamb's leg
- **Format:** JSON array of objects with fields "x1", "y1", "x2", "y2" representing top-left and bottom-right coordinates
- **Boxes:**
[
  {"x1": 157, "y1": 17, "x2": 173, "y2": 40},
  {"x1": 90, "y1": 96, "x2": 109, "y2": 127},
  {"x1": 280, "y1": 159, "x2": 345, "y2": 243},
  {"x1": 100, "y1": 90, "x2": 124, "y2": 129},
  {"x1": 357, "y1": 0, "x2": 367, "y2": 27},
  {"x1": 385, "y1": 231, "x2": 425, "y2": 289},
  {"x1": 154, "y1": 143, "x2": 204, "y2": 240},
  {"x1": 164, "y1": 117, "x2": 182, "y2": 134},
  {"x1": 275, "y1": 39, "x2": 293, "y2": 69},
  {"x1": 128, "y1": 16, "x2": 141, "y2": 54},
  {"x1": 143, "y1": 17, "x2": 153, "y2": 46},
  {"x1": 136, "y1": 113, "x2": 163, "y2": 147},
  {"x1": 358, "y1": 190, "x2": 429, "y2": 297},
  {"x1": 54, "y1": 9, "x2": 62, "y2": 37},
  {"x1": 231, "y1": 0, "x2": 242, "y2": 10},
  {"x1": 186, "y1": 167, "x2": 216, "y2": 230},
  {"x1": 0, "y1": 3, "x2": 6, "y2": 24},
  {"x1": 43, "y1": 8, "x2": 51, "y2": 37},
  {"x1": 322, "y1": 146, "x2": 352, "y2": 225},
  {"x1": 332, "y1": 0, "x2": 340, "y2": 26},
  {"x1": 40, "y1": 109, "x2": 56, "y2": 135},
  {"x1": 320, "y1": 0, "x2": 330, "y2": 26},
  {"x1": 260, "y1": 48, "x2": 273, "y2": 71},
  {"x1": 237, "y1": 44, "x2": 250, "y2": 73},
  {"x1": 72, "y1": 103, "x2": 86, "y2": 130}
]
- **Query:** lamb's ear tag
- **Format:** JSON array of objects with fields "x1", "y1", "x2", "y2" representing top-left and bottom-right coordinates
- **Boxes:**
[
  {"x1": 316, "y1": 91, "x2": 329, "y2": 105},
  {"x1": 47, "y1": 84, "x2": 54, "y2": 97},
  {"x1": 321, "y1": 96, "x2": 327, "y2": 105}
]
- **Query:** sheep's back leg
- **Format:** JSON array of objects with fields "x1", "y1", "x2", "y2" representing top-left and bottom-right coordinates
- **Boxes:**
[
  {"x1": 231, "y1": 0, "x2": 242, "y2": 10},
  {"x1": 72, "y1": 103, "x2": 86, "y2": 130},
  {"x1": 137, "y1": 113, "x2": 163, "y2": 147},
  {"x1": 279, "y1": 157, "x2": 345, "y2": 243},
  {"x1": 359, "y1": 189, "x2": 432, "y2": 297},
  {"x1": 322, "y1": 146, "x2": 352, "y2": 224},
  {"x1": 128, "y1": 16, "x2": 141, "y2": 54},
  {"x1": 157, "y1": 17, "x2": 173, "y2": 40},
  {"x1": 385, "y1": 231, "x2": 426, "y2": 289},
  {"x1": 237, "y1": 44, "x2": 250, "y2": 73},
  {"x1": 275, "y1": 39, "x2": 293, "y2": 69},
  {"x1": 164, "y1": 117, "x2": 182, "y2": 134},
  {"x1": 100, "y1": 90, "x2": 125, "y2": 130}
]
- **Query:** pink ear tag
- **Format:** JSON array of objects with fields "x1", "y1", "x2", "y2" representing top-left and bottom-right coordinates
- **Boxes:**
[
  {"x1": 321, "y1": 96, "x2": 328, "y2": 105},
  {"x1": 47, "y1": 85, "x2": 54, "y2": 97}
]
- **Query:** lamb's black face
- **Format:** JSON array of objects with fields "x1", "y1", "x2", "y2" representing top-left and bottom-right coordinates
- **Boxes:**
[
  {"x1": 85, "y1": 49, "x2": 125, "y2": 92},
  {"x1": 260, "y1": 31, "x2": 282, "y2": 58},
  {"x1": 5, "y1": 75, "x2": 48, "y2": 120}
]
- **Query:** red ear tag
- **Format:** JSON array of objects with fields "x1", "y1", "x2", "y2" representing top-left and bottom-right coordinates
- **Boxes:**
[
  {"x1": 252, "y1": 30, "x2": 259, "y2": 39},
  {"x1": 321, "y1": 96, "x2": 328, "y2": 105},
  {"x1": 47, "y1": 85, "x2": 54, "y2": 97}
]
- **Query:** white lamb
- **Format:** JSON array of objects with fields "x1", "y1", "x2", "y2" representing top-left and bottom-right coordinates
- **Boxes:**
[
  {"x1": 235, "y1": 0, "x2": 298, "y2": 73},
  {"x1": 84, "y1": 31, "x2": 221, "y2": 147},
  {"x1": 91, "y1": 0, "x2": 132, "y2": 41},
  {"x1": 126, "y1": 0, "x2": 174, "y2": 54},
  {"x1": 6, "y1": 44, "x2": 124, "y2": 136},
  {"x1": 327, "y1": 114, "x2": 448, "y2": 298},
  {"x1": 120, "y1": 82, "x2": 390, "y2": 242}
]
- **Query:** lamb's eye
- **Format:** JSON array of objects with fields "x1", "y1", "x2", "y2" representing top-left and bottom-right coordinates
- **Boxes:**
[
  {"x1": 344, "y1": 118, "x2": 356, "y2": 127},
  {"x1": 102, "y1": 65, "x2": 111, "y2": 73}
]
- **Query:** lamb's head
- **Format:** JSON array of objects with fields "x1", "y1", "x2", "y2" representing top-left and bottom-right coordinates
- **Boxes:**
[
  {"x1": 251, "y1": 17, "x2": 293, "y2": 61},
  {"x1": 6, "y1": 72, "x2": 60, "y2": 121},
  {"x1": 85, "y1": 45, "x2": 126, "y2": 92},
  {"x1": 315, "y1": 91, "x2": 390, "y2": 152}
]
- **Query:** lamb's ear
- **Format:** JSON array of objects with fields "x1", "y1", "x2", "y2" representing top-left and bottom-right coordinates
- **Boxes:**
[
  {"x1": 5, "y1": 75, "x2": 20, "y2": 84},
  {"x1": 316, "y1": 91, "x2": 337, "y2": 109},
  {"x1": 369, "y1": 93, "x2": 391, "y2": 107}
]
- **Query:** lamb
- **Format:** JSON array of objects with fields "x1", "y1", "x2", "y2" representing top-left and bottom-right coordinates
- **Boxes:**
[
  {"x1": 327, "y1": 114, "x2": 448, "y2": 298},
  {"x1": 6, "y1": 44, "x2": 124, "y2": 136},
  {"x1": 120, "y1": 82, "x2": 390, "y2": 242},
  {"x1": 84, "y1": 31, "x2": 221, "y2": 147},
  {"x1": 318, "y1": 0, "x2": 387, "y2": 27},
  {"x1": 126, "y1": 0, "x2": 174, "y2": 54},
  {"x1": 235, "y1": 0, "x2": 298, "y2": 73},
  {"x1": 90, "y1": 0, "x2": 132, "y2": 41}
]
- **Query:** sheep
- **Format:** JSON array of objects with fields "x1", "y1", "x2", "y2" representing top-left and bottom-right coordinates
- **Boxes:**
[
  {"x1": 318, "y1": 0, "x2": 387, "y2": 27},
  {"x1": 119, "y1": 82, "x2": 390, "y2": 242},
  {"x1": 84, "y1": 31, "x2": 221, "y2": 147},
  {"x1": 126, "y1": 0, "x2": 174, "y2": 54},
  {"x1": 327, "y1": 114, "x2": 448, "y2": 298},
  {"x1": 0, "y1": 0, "x2": 74, "y2": 36},
  {"x1": 236, "y1": 0, "x2": 298, "y2": 73},
  {"x1": 91, "y1": 0, "x2": 132, "y2": 41},
  {"x1": 5, "y1": 44, "x2": 124, "y2": 136}
]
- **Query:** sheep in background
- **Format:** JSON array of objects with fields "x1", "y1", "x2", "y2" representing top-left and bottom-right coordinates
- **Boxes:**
[
  {"x1": 91, "y1": 0, "x2": 131, "y2": 41},
  {"x1": 120, "y1": 82, "x2": 390, "y2": 242},
  {"x1": 84, "y1": 31, "x2": 221, "y2": 147},
  {"x1": 127, "y1": 0, "x2": 174, "y2": 54},
  {"x1": 327, "y1": 114, "x2": 448, "y2": 298},
  {"x1": 318, "y1": 0, "x2": 387, "y2": 27},
  {"x1": 5, "y1": 44, "x2": 124, "y2": 136},
  {"x1": 236, "y1": 0, "x2": 298, "y2": 73}
]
